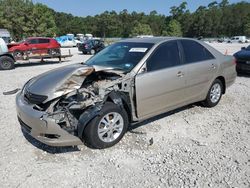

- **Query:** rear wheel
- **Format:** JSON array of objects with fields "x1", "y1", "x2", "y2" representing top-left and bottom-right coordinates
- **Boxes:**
[
  {"x1": 202, "y1": 79, "x2": 223, "y2": 107},
  {"x1": 90, "y1": 49, "x2": 95, "y2": 55},
  {"x1": 83, "y1": 102, "x2": 128, "y2": 149},
  {"x1": 0, "y1": 56, "x2": 15, "y2": 70}
]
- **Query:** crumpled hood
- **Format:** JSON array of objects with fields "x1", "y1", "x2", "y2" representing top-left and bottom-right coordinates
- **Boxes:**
[{"x1": 26, "y1": 63, "x2": 95, "y2": 102}]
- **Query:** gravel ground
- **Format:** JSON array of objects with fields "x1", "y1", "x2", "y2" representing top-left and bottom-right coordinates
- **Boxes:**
[{"x1": 0, "y1": 43, "x2": 249, "y2": 188}]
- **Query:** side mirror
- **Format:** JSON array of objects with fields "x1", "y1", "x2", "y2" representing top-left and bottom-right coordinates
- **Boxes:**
[
  {"x1": 24, "y1": 42, "x2": 29, "y2": 45},
  {"x1": 241, "y1": 47, "x2": 246, "y2": 50},
  {"x1": 138, "y1": 66, "x2": 147, "y2": 74}
]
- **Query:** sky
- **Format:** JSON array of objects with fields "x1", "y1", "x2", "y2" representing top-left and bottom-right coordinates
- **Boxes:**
[{"x1": 32, "y1": 0, "x2": 244, "y2": 17}]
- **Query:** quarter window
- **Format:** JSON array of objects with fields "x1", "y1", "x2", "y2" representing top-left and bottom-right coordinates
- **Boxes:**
[
  {"x1": 38, "y1": 39, "x2": 50, "y2": 43},
  {"x1": 146, "y1": 41, "x2": 180, "y2": 72},
  {"x1": 180, "y1": 40, "x2": 214, "y2": 64}
]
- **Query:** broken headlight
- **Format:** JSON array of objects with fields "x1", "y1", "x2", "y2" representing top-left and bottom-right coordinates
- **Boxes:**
[{"x1": 48, "y1": 112, "x2": 66, "y2": 123}]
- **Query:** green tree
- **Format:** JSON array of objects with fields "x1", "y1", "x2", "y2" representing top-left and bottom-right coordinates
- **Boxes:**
[
  {"x1": 148, "y1": 11, "x2": 166, "y2": 36},
  {"x1": 163, "y1": 19, "x2": 182, "y2": 37},
  {"x1": 244, "y1": 14, "x2": 250, "y2": 36},
  {"x1": 29, "y1": 3, "x2": 57, "y2": 37},
  {"x1": 130, "y1": 21, "x2": 153, "y2": 36}
]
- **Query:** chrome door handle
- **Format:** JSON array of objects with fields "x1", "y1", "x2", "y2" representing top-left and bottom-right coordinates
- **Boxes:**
[
  {"x1": 177, "y1": 71, "x2": 184, "y2": 77},
  {"x1": 211, "y1": 64, "x2": 216, "y2": 69}
]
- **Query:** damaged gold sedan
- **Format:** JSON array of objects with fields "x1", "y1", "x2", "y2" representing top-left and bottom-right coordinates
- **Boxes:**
[{"x1": 16, "y1": 37, "x2": 236, "y2": 149}]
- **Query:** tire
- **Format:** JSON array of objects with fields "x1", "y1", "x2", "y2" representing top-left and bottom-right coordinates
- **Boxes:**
[
  {"x1": 202, "y1": 79, "x2": 223, "y2": 107},
  {"x1": 83, "y1": 102, "x2": 129, "y2": 149},
  {"x1": 90, "y1": 49, "x2": 95, "y2": 55},
  {"x1": 0, "y1": 56, "x2": 15, "y2": 70}
]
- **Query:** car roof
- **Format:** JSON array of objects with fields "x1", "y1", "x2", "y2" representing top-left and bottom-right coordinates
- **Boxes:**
[
  {"x1": 27, "y1": 37, "x2": 52, "y2": 40},
  {"x1": 120, "y1": 37, "x2": 189, "y2": 44}
]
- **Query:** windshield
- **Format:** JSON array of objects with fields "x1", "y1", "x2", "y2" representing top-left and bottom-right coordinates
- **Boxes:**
[{"x1": 86, "y1": 42, "x2": 153, "y2": 72}]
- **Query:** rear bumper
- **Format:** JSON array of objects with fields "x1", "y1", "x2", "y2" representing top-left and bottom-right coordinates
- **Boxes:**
[{"x1": 16, "y1": 92, "x2": 83, "y2": 146}]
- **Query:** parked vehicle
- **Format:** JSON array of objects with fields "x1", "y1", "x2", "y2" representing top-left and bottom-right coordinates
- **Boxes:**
[
  {"x1": 56, "y1": 35, "x2": 77, "y2": 48},
  {"x1": 0, "y1": 37, "x2": 15, "y2": 70},
  {"x1": 78, "y1": 39, "x2": 105, "y2": 54},
  {"x1": 16, "y1": 37, "x2": 236, "y2": 149},
  {"x1": 234, "y1": 45, "x2": 250, "y2": 74},
  {"x1": 76, "y1": 34, "x2": 84, "y2": 40},
  {"x1": 0, "y1": 29, "x2": 11, "y2": 44},
  {"x1": 228, "y1": 36, "x2": 248, "y2": 43},
  {"x1": 8, "y1": 37, "x2": 60, "y2": 58},
  {"x1": 85, "y1": 34, "x2": 93, "y2": 40},
  {"x1": 217, "y1": 37, "x2": 230, "y2": 43}
]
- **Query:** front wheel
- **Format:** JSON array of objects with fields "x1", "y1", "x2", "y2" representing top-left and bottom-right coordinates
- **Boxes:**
[
  {"x1": 0, "y1": 56, "x2": 15, "y2": 70},
  {"x1": 202, "y1": 79, "x2": 223, "y2": 107},
  {"x1": 83, "y1": 102, "x2": 128, "y2": 149}
]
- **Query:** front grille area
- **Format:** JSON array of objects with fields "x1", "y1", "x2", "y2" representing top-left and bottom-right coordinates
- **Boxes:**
[
  {"x1": 24, "y1": 89, "x2": 48, "y2": 104},
  {"x1": 18, "y1": 117, "x2": 32, "y2": 133}
]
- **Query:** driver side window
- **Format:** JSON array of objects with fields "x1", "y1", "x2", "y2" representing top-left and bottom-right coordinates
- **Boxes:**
[{"x1": 146, "y1": 41, "x2": 180, "y2": 72}]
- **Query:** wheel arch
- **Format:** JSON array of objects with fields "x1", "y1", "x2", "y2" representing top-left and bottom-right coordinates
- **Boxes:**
[
  {"x1": 215, "y1": 76, "x2": 226, "y2": 94},
  {"x1": 77, "y1": 91, "x2": 132, "y2": 138},
  {"x1": 105, "y1": 91, "x2": 132, "y2": 123},
  {"x1": 0, "y1": 53, "x2": 15, "y2": 62}
]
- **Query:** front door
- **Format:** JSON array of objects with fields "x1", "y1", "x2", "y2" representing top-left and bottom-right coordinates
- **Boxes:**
[{"x1": 135, "y1": 40, "x2": 187, "y2": 119}]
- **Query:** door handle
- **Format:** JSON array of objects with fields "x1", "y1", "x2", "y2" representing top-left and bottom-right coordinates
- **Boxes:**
[
  {"x1": 210, "y1": 64, "x2": 216, "y2": 69},
  {"x1": 177, "y1": 71, "x2": 184, "y2": 77}
]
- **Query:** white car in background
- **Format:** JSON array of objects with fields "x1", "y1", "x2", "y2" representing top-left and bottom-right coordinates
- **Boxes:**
[{"x1": 228, "y1": 36, "x2": 248, "y2": 43}]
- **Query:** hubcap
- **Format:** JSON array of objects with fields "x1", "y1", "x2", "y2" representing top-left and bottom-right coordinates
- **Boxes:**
[
  {"x1": 1, "y1": 60, "x2": 11, "y2": 69},
  {"x1": 210, "y1": 83, "x2": 221, "y2": 103},
  {"x1": 97, "y1": 112, "x2": 124, "y2": 143}
]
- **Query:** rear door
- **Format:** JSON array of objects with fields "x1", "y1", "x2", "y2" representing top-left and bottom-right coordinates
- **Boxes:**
[
  {"x1": 37, "y1": 38, "x2": 50, "y2": 54},
  {"x1": 179, "y1": 39, "x2": 218, "y2": 101},
  {"x1": 135, "y1": 40, "x2": 187, "y2": 118}
]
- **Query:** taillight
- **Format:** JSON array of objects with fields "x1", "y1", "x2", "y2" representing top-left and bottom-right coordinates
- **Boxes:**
[{"x1": 233, "y1": 57, "x2": 237, "y2": 65}]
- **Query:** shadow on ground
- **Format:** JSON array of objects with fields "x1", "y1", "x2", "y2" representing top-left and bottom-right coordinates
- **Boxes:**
[
  {"x1": 22, "y1": 129, "x2": 80, "y2": 154},
  {"x1": 128, "y1": 103, "x2": 198, "y2": 133},
  {"x1": 21, "y1": 103, "x2": 199, "y2": 153}
]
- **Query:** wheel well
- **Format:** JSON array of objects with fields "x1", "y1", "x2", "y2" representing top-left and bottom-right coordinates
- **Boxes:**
[
  {"x1": 106, "y1": 94, "x2": 132, "y2": 123},
  {"x1": 0, "y1": 54, "x2": 15, "y2": 62},
  {"x1": 216, "y1": 76, "x2": 226, "y2": 94}
]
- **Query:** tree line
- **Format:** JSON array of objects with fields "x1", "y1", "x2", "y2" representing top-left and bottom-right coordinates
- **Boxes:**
[{"x1": 0, "y1": 0, "x2": 250, "y2": 41}]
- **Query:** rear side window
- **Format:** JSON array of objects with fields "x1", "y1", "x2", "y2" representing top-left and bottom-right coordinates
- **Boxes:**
[
  {"x1": 38, "y1": 39, "x2": 50, "y2": 43},
  {"x1": 147, "y1": 41, "x2": 180, "y2": 72},
  {"x1": 180, "y1": 40, "x2": 214, "y2": 64},
  {"x1": 29, "y1": 39, "x2": 38, "y2": 44}
]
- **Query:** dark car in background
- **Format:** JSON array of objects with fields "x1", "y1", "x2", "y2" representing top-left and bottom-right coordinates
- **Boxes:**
[
  {"x1": 78, "y1": 39, "x2": 105, "y2": 55},
  {"x1": 8, "y1": 37, "x2": 61, "y2": 58},
  {"x1": 234, "y1": 45, "x2": 250, "y2": 74}
]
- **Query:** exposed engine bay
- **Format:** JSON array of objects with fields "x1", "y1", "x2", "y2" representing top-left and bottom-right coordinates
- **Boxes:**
[{"x1": 25, "y1": 67, "x2": 135, "y2": 138}]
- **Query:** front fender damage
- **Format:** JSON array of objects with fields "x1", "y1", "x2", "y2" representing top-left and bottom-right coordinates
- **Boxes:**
[{"x1": 39, "y1": 67, "x2": 137, "y2": 140}]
